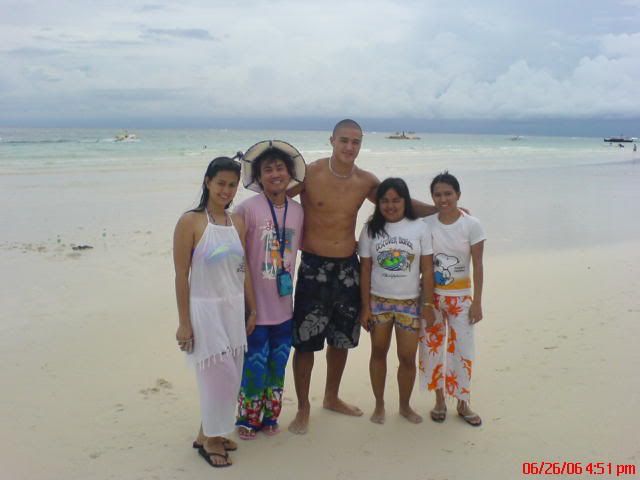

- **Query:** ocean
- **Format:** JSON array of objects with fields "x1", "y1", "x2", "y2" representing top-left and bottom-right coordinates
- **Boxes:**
[
  {"x1": 1, "y1": 127, "x2": 639, "y2": 255},
  {"x1": 0, "y1": 127, "x2": 632, "y2": 173}
]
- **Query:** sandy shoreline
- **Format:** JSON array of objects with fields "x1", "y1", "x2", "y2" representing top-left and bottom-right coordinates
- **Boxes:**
[{"x1": 1, "y1": 157, "x2": 639, "y2": 479}]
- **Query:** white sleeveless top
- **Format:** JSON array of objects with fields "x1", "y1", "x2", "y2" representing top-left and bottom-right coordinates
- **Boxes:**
[{"x1": 187, "y1": 211, "x2": 247, "y2": 369}]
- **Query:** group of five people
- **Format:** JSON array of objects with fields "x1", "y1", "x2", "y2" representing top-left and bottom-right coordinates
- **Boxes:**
[{"x1": 173, "y1": 119, "x2": 486, "y2": 468}]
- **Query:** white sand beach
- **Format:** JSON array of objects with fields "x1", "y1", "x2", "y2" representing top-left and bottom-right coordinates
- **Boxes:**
[{"x1": 1, "y1": 146, "x2": 639, "y2": 479}]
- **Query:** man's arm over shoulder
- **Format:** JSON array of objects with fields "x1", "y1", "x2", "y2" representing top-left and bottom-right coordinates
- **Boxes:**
[
  {"x1": 286, "y1": 182, "x2": 304, "y2": 198},
  {"x1": 362, "y1": 169, "x2": 381, "y2": 204},
  {"x1": 360, "y1": 167, "x2": 434, "y2": 215},
  {"x1": 412, "y1": 198, "x2": 437, "y2": 217},
  {"x1": 287, "y1": 158, "x2": 324, "y2": 198}
]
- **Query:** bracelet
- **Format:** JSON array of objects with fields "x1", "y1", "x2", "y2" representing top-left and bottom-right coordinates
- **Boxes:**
[
  {"x1": 422, "y1": 302, "x2": 435, "y2": 309},
  {"x1": 248, "y1": 310, "x2": 257, "y2": 316}
]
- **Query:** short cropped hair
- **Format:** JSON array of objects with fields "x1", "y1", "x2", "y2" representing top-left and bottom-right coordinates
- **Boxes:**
[{"x1": 332, "y1": 119, "x2": 362, "y2": 137}]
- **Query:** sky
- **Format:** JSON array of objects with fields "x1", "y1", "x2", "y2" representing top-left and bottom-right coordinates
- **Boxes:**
[{"x1": 1, "y1": 0, "x2": 639, "y2": 133}]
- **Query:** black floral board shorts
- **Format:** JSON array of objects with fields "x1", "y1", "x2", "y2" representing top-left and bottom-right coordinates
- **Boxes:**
[{"x1": 292, "y1": 251, "x2": 361, "y2": 352}]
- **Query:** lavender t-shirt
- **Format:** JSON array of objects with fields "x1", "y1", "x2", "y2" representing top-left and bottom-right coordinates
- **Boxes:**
[{"x1": 235, "y1": 193, "x2": 304, "y2": 326}]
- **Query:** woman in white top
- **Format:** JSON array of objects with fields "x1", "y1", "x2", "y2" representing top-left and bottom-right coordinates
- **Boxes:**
[
  {"x1": 358, "y1": 178, "x2": 435, "y2": 425},
  {"x1": 173, "y1": 155, "x2": 257, "y2": 467},
  {"x1": 419, "y1": 171, "x2": 485, "y2": 427}
]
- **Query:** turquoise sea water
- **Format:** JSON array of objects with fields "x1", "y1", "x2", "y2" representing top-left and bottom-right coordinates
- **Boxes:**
[
  {"x1": 1, "y1": 127, "x2": 639, "y2": 253},
  {"x1": 0, "y1": 128, "x2": 634, "y2": 174}
]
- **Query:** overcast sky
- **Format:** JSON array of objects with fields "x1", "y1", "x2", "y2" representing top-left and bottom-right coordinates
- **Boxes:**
[{"x1": 1, "y1": 0, "x2": 639, "y2": 128}]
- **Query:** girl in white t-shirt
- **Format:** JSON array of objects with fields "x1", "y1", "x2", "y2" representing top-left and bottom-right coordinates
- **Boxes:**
[
  {"x1": 358, "y1": 177, "x2": 436, "y2": 425},
  {"x1": 419, "y1": 171, "x2": 486, "y2": 427}
]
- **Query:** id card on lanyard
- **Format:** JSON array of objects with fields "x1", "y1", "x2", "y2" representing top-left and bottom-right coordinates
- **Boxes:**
[{"x1": 267, "y1": 196, "x2": 293, "y2": 297}]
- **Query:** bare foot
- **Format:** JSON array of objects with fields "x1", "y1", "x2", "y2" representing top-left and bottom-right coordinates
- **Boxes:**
[
  {"x1": 369, "y1": 405, "x2": 386, "y2": 424},
  {"x1": 400, "y1": 406, "x2": 423, "y2": 424},
  {"x1": 288, "y1": 408, "x2": 310, "y2": 435},
  {"x1": 323, "y1": 398, "x2": 363, "y2": 416}
]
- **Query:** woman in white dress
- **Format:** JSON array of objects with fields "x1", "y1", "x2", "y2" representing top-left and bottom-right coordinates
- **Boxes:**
[{"x1": 173, "y1": 155, "x2": 257, "y2": 467}]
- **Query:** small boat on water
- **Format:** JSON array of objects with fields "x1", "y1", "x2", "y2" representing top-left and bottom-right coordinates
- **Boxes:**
[
  {"x1": 114, "y1": 131, "x2": 138, "y2": 142},
  {"x1": 386, "y1": 131, "x2": 420, "y2": 140},
  {"x1": 604, "y1": 136, "x2": 636, "y2": 143}
]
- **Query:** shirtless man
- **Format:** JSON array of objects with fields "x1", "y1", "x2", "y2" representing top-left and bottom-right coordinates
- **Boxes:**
[{"x1": 287, "y1": 119, "x2": 436, "y2": 434}]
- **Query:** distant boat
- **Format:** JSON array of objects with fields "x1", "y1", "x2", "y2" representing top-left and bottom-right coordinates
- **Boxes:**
[
  {"x1": 386, "y1": 131, "x2": 420, "y2": 140},
  {"x1": 114, "y1": 131, "x2": 138, "y2": 142},
  {"x1": 509, "y1": 135, "x2": 524, "y2": 141},
  {"x1": 604, "y1": 136, "x2": 636, "y2": 143}
]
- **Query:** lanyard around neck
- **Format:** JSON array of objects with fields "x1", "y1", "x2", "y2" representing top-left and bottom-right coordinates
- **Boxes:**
[{"x1": 266, "y1": 195, "x2": 288, "y2": 268}]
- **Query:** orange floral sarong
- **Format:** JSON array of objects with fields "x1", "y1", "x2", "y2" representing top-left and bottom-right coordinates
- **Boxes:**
[{"x1": 419, "y1": 294, "x2": 474, "y2": 401}]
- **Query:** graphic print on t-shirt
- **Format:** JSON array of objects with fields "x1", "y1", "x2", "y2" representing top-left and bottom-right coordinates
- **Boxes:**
[
  {"x1": 377, "y1": 249, "x2": 415, "y2": 272},
  {"x1": 433, "y1": 253, "x2": 467, "y2": 286},
  {"x1": 260, "y1": 219, "x2": 295, "y2": 279},
  {"x1": 375, "y1": 235, "x2": 416, "y2": 274}
]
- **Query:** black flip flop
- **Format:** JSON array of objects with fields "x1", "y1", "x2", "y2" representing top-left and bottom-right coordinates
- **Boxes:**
[{"x1": 198, "y1": 446, "x2": 231, "y2": 468}]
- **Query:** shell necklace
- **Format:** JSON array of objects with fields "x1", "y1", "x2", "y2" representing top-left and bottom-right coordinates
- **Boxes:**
[{"x1": 328, "y1": 156, "x2": 354, "y2": 179}]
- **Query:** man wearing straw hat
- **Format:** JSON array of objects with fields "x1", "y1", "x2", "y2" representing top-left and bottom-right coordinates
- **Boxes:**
[
  {"x1": 236, "y1": 140, "x2": 306, "y2": 439},
  {"x1": 286, "y1": 119, "x2": 436, "y2": 434}
]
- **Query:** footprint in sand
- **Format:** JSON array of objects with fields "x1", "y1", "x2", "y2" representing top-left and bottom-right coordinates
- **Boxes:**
[
  {"x1": 139, "y1": 378, "x2": 173, "y2": 398},
  {"x1": 14, "y1": 242, "x2": 52, "y2": 253}
]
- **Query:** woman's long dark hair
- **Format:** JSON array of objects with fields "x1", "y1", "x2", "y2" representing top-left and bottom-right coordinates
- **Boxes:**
[
  {"x1": 367, "y1": 177, "x2": 416, "y2": 238},
  {"x1": 191, "y1": 154, "x2": 242, "y2": 212}
]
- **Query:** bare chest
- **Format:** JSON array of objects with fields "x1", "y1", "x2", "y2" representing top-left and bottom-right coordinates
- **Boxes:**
[{"x1": 303, "y1": 176, "x2": 368, "y2": 215}]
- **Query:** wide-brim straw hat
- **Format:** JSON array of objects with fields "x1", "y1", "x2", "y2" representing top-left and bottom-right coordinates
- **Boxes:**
[{"x1": 241, "y1": 140, "x2": 306, "y2": 193}]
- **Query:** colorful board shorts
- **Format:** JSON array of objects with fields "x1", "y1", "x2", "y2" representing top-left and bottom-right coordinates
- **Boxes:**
[
  {"x1": 293, "y1": 251, "x2": 361, "y2": 352},
  {"x1": 236, "y1": 319, "x2": 292, "y2": 430},
  {"x1": 370, "y1": 294, "x2": 420, "y2": 331}
]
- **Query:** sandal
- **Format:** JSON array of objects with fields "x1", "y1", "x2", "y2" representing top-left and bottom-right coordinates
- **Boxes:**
[
  {"x1": 430, "y1": 408, "x2": 447, "y2": 423},
  {"x1": 457, "y1": 402, "x2": 482, "y2": 427},
  {"x1": 198, "y1": 446, "x2": 232, "y2": 468},
  {"x1": 237, "y1": 425, "x2": 257, "y2": 440},
  {"x1": 262, "y1": 424, "x2": 280, "y2": 436},
  {"x1": 458, "y1": 411, "x2": 482, "y2": 427}
]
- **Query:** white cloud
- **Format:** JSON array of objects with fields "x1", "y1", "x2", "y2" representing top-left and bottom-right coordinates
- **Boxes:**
[{"x1": 0, "y1": 0, "x2": 639, "y2": 124}]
